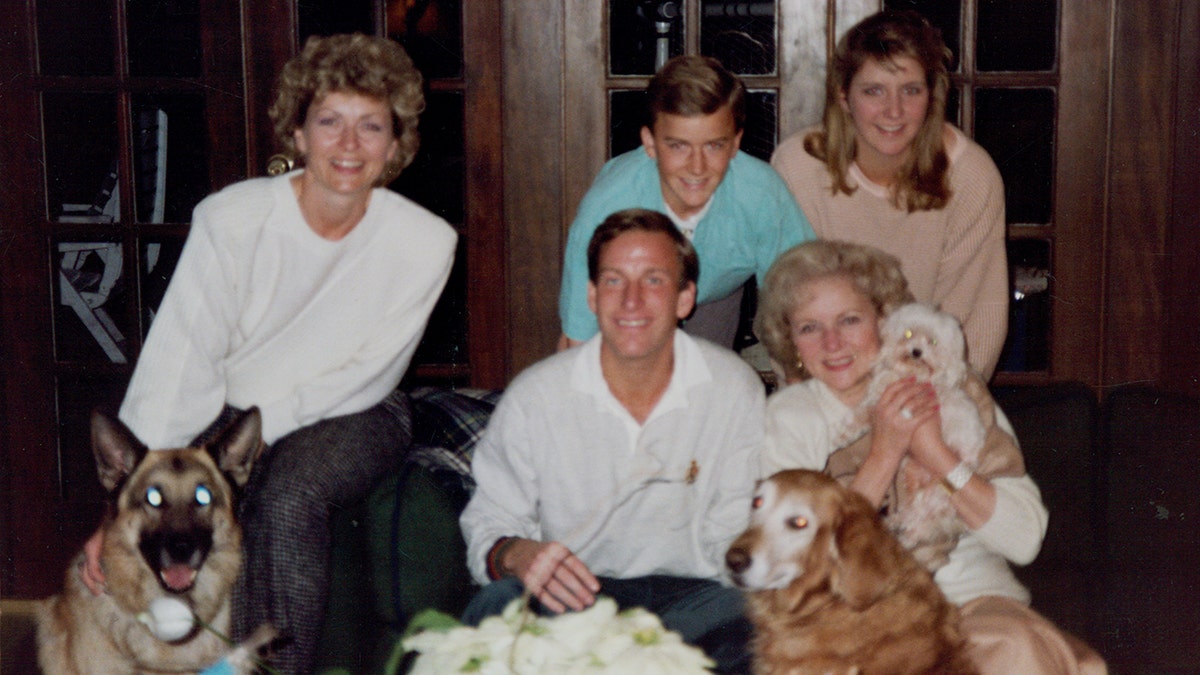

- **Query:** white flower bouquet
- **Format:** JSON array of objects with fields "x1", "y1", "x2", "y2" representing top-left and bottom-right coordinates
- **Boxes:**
[{"x1": 399, "y1": 596, "x2": 715, "y2": 674}]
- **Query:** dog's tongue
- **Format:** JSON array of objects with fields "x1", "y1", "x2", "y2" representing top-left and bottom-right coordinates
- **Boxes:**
[{"x1": 161, "y1": 564, "x2": 196, "y2": 592}]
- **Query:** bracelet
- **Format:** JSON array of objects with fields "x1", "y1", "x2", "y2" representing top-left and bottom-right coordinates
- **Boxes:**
[
  {"x1": 486, "y1": 537, "x2": 518, "y2": 580},
  {"x1": 941, "y1": 461, "x2": 974, "y2": 493}
]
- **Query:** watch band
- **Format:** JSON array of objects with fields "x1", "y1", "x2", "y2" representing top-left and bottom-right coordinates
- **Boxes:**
[{"x1": 941, "y1": 461, "x2": 974, "y2": 493}]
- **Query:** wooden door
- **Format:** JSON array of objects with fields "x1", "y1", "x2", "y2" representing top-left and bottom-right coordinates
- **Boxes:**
[
  {"x1": 0, "y1": 0, "x2": 248, "y2": 597},
  {"x1": 0, "y1": 0, "x2": 502, "y2": 598}
]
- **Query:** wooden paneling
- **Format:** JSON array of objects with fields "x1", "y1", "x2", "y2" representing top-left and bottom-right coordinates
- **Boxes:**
[
  {"x1": 564, "y1": 1, "x2": 607, "y2": 224},
  {"x1": 464, "y1": 0, "x2": 508, "y2": 389},
  {"x1": 1163, "y1": 0, "x2": 1200, "y2": 398},
  {"x1": 1053, "y1": 0, "x2": 1112, "y2": 386},
  {"x1": 1104, "y1": 1, "x2": 1177, "y2": 387},
  {"x1": 504, "y1": 2, "x2": 568, "y2": 374}
]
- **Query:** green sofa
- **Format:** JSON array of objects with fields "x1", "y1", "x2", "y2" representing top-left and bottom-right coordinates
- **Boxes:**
[
  {"x1": 315, "y1": 388, "x2": 498, "y2": 674},
  {"x1": 315, "y1": 382, "x2": 1200, "y2": 674}
]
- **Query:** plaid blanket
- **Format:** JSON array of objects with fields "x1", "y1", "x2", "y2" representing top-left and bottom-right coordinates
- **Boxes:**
[{"x1": 407, "y1": 387, "x2": 501, "y2": 491}]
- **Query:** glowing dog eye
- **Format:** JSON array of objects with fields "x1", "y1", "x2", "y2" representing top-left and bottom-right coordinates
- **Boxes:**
[
  {"x1": 195, "y1": 485, "x2": 212, "y2": 506},
  {"x1": 787, "y1": 516, "x2": 809, "y2": 530},
  {"x1": 904, "y1": 329, "x2": 913, "y2": 339},
  {"x1": 930, "y1": 338, "x2": 938, "y2": 346},
  {"x1": 146, "y1": 486, "x2": 163, "y2": 508},
  {"x1": 751, "y1": 496, "x2": 763, "y2": 510}
]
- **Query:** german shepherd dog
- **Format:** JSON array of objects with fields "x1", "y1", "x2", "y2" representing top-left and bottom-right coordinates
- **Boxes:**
[{"x1": 37, "y1": 408, "x2": 274, "y2": 674}]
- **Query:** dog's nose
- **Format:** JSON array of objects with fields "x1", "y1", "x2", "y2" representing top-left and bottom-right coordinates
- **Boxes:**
[
  {"x1": 725, "y1": 546, "x2": 750, "y2": 574},
  {"x1": 911, "y1": 347, "x2": 923, "y2": 359}
]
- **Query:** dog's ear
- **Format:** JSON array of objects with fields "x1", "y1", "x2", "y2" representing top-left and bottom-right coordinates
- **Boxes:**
[
  {"x1": 829, "y1": 494, "x2": 895, "y2": 610},
  {"x1": 209, "y1": 407, "x2": 264, "y2": 487},
  {"x1": 771, "y1": 524, "x2": 836, "y2": 615},
  {"x1": 90, "y1": 409, "x2": 147, "y2": 492}
]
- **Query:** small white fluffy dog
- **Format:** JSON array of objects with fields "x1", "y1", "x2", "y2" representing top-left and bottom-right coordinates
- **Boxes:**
[{"x1": 838, "y1": 303, "x2": 985, "y2": 569}]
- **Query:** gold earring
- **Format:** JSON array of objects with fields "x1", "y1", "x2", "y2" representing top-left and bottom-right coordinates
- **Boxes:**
[{"x1": 795, "y1": 357, "x2": 805, "y2": 373}]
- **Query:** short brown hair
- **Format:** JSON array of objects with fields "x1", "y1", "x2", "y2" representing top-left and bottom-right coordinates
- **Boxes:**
[
  {"x1": 646, "y1": 55, "x2": 746, "y2": 131},
  {"x1": 754, "y1": 240, "x2": 913, "y2": 382},
  {"x1": 587, "y1": 208, "x2": 699, "y2": 289},
  {"x1": 269, "y1": 34, "x2": 424, "y2": 185}
]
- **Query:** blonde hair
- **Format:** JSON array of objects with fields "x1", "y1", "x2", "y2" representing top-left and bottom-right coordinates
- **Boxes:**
[
  {"x1": 754, "y1": 240, "x2": 914, "y2": 382},
  {"x1": 269, "y1": 34, "x2": 424, "y2": 185},
  {"x1": 803, "y1": 10, "x2": 952, "y2": 212}
]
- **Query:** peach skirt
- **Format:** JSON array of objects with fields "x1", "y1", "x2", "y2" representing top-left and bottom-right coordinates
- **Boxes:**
[{"x1": 961, "y1": 596, "x2": 1107, "y2": 675}]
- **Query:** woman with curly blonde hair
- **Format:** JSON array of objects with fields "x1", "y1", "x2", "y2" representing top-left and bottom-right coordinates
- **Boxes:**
[
  {"x1": 270, "y1": 32, "x2": 425, "y2": 186},
  {"x1": 82, "y1": 34, "x2": 457, "y2": 672},
  {"x1": 755, "y1": 240, "x2": 1106, "y2": 674},
  {"x1": 772, "y1": 9, "x2": 1009, "y2": 379},
  {"x1": 754, "y1": 239, "x2": 913, "y2": 384}
]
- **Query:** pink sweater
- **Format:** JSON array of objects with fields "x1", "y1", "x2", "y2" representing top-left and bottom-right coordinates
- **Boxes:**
[{"x1": 771, "y1": 125, "x2": 1009, "y2": 379}]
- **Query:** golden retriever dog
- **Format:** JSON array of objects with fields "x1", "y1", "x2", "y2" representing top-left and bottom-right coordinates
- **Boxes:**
[
  {"x1": 726, "y1": 469, "x2": 977, "y2": 675},
  {"x1": 38, "y1": 409, "x2": 275, "y2": 674}
]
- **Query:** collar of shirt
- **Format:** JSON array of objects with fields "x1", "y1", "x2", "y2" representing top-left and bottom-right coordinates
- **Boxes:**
[
  {"x1": 847, "y1": 125, "x2": 968, "y2": 201},
  {"x1": 571, "y1": 331, "x2": 713, "y2": 454},
  {"x1": 809, "y1": 376, "x2": 856, "y2": 424},
  {"x1": 663, "y1": 197, "x2": 713, "y2": 241}
]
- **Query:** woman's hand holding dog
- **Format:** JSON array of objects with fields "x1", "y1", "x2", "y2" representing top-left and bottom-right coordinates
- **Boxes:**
[
  {"x1": 853, "y1": 379, "x2": 998, "y2": 528},
  {"x1": 853, "y1": 378, "x2": 939, "y2": 507},
  {"x1": 81, "y1": 526, "x2": 107, "y2": 596},
  {"x1": 886, "y1": 396, "x2": 998, "y2": 531},
  {"x1": 498, "y1": 539, "x2": 600, "y2": 614},
  {"x1": 909, "y1": 420, "x2": 998, "y2": 530}
]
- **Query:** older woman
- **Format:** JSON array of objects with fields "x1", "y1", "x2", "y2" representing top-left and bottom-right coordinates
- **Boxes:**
[
  {"x1": 85, "y1": 34, "x2": 457, "y2": 672},
  {"x1": 771, "y1": 10, "x2": 1008, "y2": 379},
  {"x1": 754, "y1": 240, "x2": 1105, "y2": 674}
]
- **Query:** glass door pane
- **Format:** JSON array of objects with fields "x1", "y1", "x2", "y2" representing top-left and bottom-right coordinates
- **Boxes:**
[
  {"x1": 127, "y1": 0, "x2": 204, "y2": 77},
  {"x1": 977, "y1": 0, "x2": 1057, "y2": 72},
  {"x1": 43, "y1": 93, "x2": 120, "y2": 223},
  {"x1": 299, "y1": 0, "x2": 375, "y2": 39},
  {"x1": 700, "y1": 0, "x2": 776, "y2": 75},
  {"x1": 999, "y1": 238, "x2": 1052, "y2": 372},
  {"x1": 388, "y1": 0, "x2": 464, "y2": 79},
  {"x1": 884, "y1": 0, "x2": 962, "y2": 71},
  {"x1": 974, "y1": 87, "x2": 1055, "y2": 226},
  {"x1": 53, "y1": 238, "x2": 133, "y2": 364},
  {"x1": 610, "y1": 0, "x2": 684, "y2": 75},
  {"x1": 37, "y1": 0, "x2": 116, "y2": 76},
  {"x1": 131, "y1": 94, "x2": 211, "y2": 223}
]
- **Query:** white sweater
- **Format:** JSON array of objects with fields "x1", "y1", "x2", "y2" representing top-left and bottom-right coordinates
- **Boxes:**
[
  {"x1": 761, "y1": 379, "x2": 1048, "y2": 605},
  {"x1": 120, "y1": 171, "x2": 457, "y2": 447}
]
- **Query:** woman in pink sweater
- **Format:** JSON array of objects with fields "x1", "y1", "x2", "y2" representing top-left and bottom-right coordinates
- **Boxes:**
[{"x1": 771, "y1": 9, "x2": 1008, "y2": 379}]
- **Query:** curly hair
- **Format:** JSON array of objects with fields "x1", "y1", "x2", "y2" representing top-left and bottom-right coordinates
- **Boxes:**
[
  {"x1": 754, "y1": 240, "x2": 914, "y2": 382},
  {"x1": 803, "y1": 10, "x2": 953, "y2": 212},
  {"x1": 646, "y1": 55, "x2": 746, "y2": 132},
  {"x1": 269, "y1": 33, "x2": 424, "y2": 185}
]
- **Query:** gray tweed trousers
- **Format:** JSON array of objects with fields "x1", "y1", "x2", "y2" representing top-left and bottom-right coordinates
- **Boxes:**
[{"x1": 199, "y1": 390, "x2": 413, "y2": 674}]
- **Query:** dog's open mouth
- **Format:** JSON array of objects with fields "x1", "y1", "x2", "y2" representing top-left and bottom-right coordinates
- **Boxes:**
[
  {"x1": 140, "y1": 529, "x2": 213, "y2": 594},
  {"x1": 160, "y1": 564, "x2": 199, "y2": 593}
]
